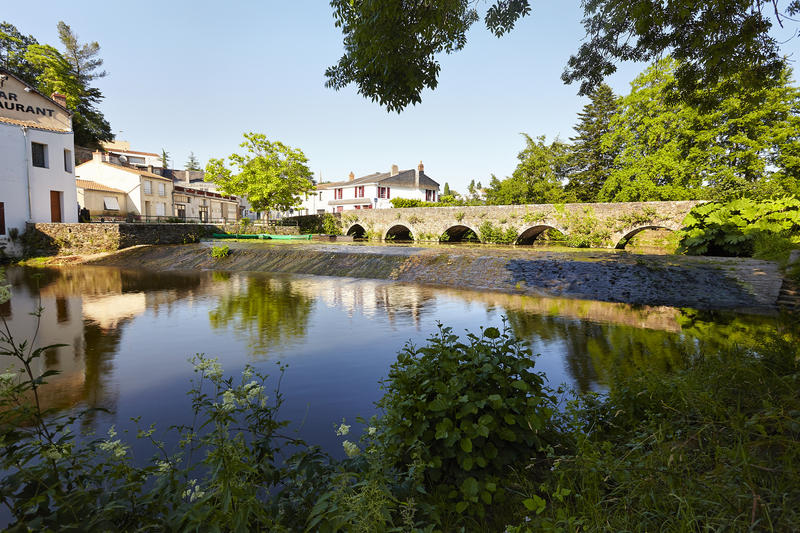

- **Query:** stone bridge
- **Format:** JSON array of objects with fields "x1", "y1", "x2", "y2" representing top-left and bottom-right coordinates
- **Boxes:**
[{"x1": 338, "y1": 201, "x2": 702, "y2": 248}]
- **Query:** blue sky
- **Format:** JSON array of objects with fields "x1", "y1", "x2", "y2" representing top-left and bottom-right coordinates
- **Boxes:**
[{"x1": 5, "y1": 2, "x2": 800, "y2": 192}]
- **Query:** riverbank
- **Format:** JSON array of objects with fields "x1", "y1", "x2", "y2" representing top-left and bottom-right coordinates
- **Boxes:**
[{"x1": 40, "y1": 241, "x2": 785, "y2": 312}]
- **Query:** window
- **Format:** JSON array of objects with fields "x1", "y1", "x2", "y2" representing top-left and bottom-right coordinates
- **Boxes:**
[
  {"x1": 32, "y1": 142, "x2": 48, "y2": 168},
  {"x1": 156, "y1": 203, "x2": 166, "y2": 216},
  {"x1": 128, "y1": 156, "x2": 145, "y2": 165},
  {"x1": 378, "y1": 187, "x2": 391, "y2": 199},
  {"x1": 63, "y1": 149, "x2": 73, "y2": 172},
  {"x1": 355, "y1": 186, "x2": 365, "y2": 198},
  {"x1": 199, "y1": 206, "x2": 208, "y2": 222},
  {"x1": 426, "y1": 190, "x2": 436, "y2": 202},
  {"x1": 143, "y1": 180, "x2": 152, "y2": 194},
  {"x1": 354, "y1": 205, "x2": 361, "y2": 210},
  {"x1": 158, "y1": 183, "x2": 166, "y2": 196},
  {"x1": 335, "y1": 188, "x2": 343, "y2": 200},
  {"x1": 0, "y1": 202, "x2": 5, "y2": 235},
  {"x1": 319, "y1": 191, "x2": 323, "y2": 200},
  {"x1": 103, "y1": 196, "x2": 120, "y2": 210},
  {"x1": 175, "y1": 204, "x2": 186, "y2": 219}
]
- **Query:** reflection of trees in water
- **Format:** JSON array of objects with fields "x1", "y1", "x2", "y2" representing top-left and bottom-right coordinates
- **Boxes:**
[
  {"x1": 209, "y1": 277, "x2": 313, "y2": 356},
  {"x1": 507, "y1": 306, "x2": 800, "y2": 392},
  {"x1": 78, "y1": 321, "x2": 123, "y2": 427}
]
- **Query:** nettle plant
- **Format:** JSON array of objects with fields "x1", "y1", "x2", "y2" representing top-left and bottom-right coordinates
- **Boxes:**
[{"x1": 376, "y1": 323, "x2": 557, "y2": 518}]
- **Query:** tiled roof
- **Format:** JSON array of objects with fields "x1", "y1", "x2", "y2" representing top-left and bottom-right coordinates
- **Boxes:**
[
  {"x1": 0, "y1": 116, "x2": 71, "y2": 133},
  {"x1": 76, "y1": 179, "x2": 126, "y2": 194},
  {"x1": 109, "y1": 149, "x2": 160, "y2": 157},
  {"x1": 318, "y1": 169, "x2": 439, "y2": 190},
  {"x1": 100, "y1": 161, "x2": 172, "y2": 181}
]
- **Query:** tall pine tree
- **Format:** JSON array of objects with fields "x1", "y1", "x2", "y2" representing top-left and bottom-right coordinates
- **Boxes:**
[{"x1": 566, "y1": 83, "x2": 619, "y2": 202}]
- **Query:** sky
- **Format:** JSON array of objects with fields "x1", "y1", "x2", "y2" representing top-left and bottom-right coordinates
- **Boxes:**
[{"x1": 4, "y1": 1, "x2": 800, "y2": 193}]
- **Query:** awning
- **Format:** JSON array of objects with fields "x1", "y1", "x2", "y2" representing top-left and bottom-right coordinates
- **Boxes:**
[{"x1": 103, "y1": 196, "x2": 120, "y2": 210}]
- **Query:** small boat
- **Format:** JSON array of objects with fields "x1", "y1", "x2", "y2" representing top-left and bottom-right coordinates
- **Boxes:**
[{"x1": 211, "y1": 233, "x2": 312, "y2": 240}]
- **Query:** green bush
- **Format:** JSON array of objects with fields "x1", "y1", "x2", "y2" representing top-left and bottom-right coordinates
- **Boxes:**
[
  {"x1": 211, "y1": 245, "x2": 230, "y2": 259},
  {"x1": 679, "y1": 197, "x2": 800, "y2": 257},
  {"x1": 510, "y1": 339, "x2": 800, "y2": 531},
  {"x1": 322, "y1": 213, "x2": 343, "y2": 235},
  {"x1": 376, "y1": 323, "x2": 556, "y2": 518},
  {"x1": 478, "y1": 221, "x2": 519, "y2": 244}
]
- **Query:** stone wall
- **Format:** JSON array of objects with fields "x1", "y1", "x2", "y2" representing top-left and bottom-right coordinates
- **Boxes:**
[{"x1": 25, "y1": 223, "x2": 222, "y2": 256}]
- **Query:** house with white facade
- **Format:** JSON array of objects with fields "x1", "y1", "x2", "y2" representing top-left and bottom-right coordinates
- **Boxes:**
[
  {"x1": 297, "y1": 162, "x2": 439, "y2": 214},
  {"x1": 173, "y1": 183, "x2": 239, "y2": 222},
  {"x1": 75, "y1": 152, "x2": 174, "y2": 220},
  {"x1": 101, "y1": 140, "x2": 163, "y2": 170},
  {"x1": 0, "y1": 68, "x2": 78, "y2": 253}
]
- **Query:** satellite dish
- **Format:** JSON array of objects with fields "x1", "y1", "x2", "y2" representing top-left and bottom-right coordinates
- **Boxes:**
[{"x1": 118, "y1": 155, "x2": 128, "y2": 163}]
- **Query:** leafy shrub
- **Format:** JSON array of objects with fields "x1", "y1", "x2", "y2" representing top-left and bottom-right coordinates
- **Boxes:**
[
  {"x1": 478, "y1": 221, "x2": 519, "y2": 244},
  {"x1": 323, "y1": 213, "x2": 343, "y2": 235},
  {"x1": 376, "y1": 323, "x2": 556, "y2": 518},
  {"x1": 679, "y1": 197, "x2": 800, "y2": 257},
  {"x1": 211, "y1": 245, "x2": 230, "y2": 259},
  {"x1": 512, "y1": 339, "x2": 800, "y2": 531}
]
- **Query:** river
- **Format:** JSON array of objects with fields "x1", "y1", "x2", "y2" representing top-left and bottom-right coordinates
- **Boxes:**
[{"x1": 1, "y1": 265, "x2": 796, "y2": 457}]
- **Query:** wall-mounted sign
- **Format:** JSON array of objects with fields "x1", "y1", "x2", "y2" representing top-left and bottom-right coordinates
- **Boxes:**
[{"x1": 0, "y1": 71, "x2": 71, "y2": 131}]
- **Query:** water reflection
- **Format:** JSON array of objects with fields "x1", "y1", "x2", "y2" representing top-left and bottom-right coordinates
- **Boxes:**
[{"x1": 1, "y1": 266, "x2": 797, "y2": 429}]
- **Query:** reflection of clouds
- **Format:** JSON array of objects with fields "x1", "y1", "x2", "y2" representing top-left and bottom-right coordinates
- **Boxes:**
[
  {"x1": 82, "y1": 293, "x2": 146, "y2": 329},
  {"x1": 285, "y1": 276, "x2": 435, "y2": 327}
]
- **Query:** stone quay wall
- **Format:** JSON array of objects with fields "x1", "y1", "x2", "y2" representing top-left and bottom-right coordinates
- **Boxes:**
[{"x1": 25, "y1": 223, "x2": 223, "y2": 256}]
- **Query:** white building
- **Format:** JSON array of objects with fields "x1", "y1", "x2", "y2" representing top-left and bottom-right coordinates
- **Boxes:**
[
  {"x1": 297, "y1": 162, "x2": 440, "y2": 214},
  {"x1": 0, "y1": 68, "x2": 78, "y2": 252},
  {"x1": 100, "y1": 140, "x2": 163, "y2": 170},
  {"x1": 75, "y1": 152, "x2": 174, "y2": 220}
]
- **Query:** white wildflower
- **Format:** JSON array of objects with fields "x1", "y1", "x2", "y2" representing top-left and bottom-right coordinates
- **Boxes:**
[
  {"x1": 42, "y1": 445, "x2": 64, "y2": 460},
  {"x1": 243, "y1": 381, "x2": 263, "y2": 402},
  {"x1": 221, "y1": 389, "x2": 236, "y2": 411},
  {"x1": 368, "y1": 426, "x2": 377, "y2": 436},
  {"x1": 242, "y1": 367, "x2": 253, "y2": 380},
  {"x1": 342, "y1": 440, "x2": 360, "y2": 458},
  {"x1": 336, "y1": 423, "x2": 351, "y2": 436},
  {"x1": 156, "y1": 460, "x2": 171, "y2": 473},
  {"x1": 182, "y1": 479, "x2": 206, "y2": 502}
]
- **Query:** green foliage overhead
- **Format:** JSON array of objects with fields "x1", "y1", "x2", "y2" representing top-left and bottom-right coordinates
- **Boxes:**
[
  {"x1": 205, "y1": 132, "x2": 314, "y2": 213},
  {"x1": 598, "y1": 58, "x2": 800, "y2": 202},
  {"x1": 564, "y1": 0, "x2": 799, "y2": 107},
  {"x1": 486, "y1": 135, "x2": 573, "y2": 205},
  {"x1": 678, "y1": 197, "x2": 800, "y2": 257},
  {"x1": 325, "y1": 1, "x2": 799, "y2": 111},
  {"x1": 376, "y1": 323, "x2": 556, "y2": 518},
  {"x1": 2, "y1": 21, "x2": 113, "y2": 149}
]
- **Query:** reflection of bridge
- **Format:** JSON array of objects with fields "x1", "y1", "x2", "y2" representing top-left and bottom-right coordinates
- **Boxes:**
[{"x1": 341, "y1": 201, "x2": 701, "y2": 248}]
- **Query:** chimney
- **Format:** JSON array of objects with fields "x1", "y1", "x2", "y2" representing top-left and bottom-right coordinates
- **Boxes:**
[
  {"x1": 415, "y1": 161, "x2": 423, "y2": 188},
  {"x1": 92, "y1": 151, "x2": 103, "y2": 163},
  {"x1": 147, "y1": 165, "x2": 154, "y2": 174},
  {"x1": 51, "y1": 92, "x2": 67, "y2": 108},
  {"x1": 349, "y1": 171, "x2": 355, "y2": 181},
  {"x1": 391, "y1": 164, "x2": 399, "y2": 176}
]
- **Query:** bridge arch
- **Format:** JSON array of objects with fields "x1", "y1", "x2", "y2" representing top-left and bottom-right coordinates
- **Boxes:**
[
  {"x1": 441, "y1": 224, "x2": 480, "y2": 242},
  {"x1": 384, "y1": 224, "x2": 414, "y2": 241},
  {"x1": 614, "y1": 225, "x2": 675, "y2": 249},
  {"x1": 516, "y1": 224, "x2": 566, "y2": 245},
  {"x1": 346, "y1": 223, "x2": 366, "y2": 239}
]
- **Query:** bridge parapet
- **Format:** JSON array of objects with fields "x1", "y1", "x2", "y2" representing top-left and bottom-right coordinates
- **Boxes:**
[{"x1": 339, "y1": 201, "x2": 702, "y2": 248}]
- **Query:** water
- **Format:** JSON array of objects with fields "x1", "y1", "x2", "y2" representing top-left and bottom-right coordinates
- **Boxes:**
[{"x1": 1, "y1": 265, "x2": 796, "y2": 457}]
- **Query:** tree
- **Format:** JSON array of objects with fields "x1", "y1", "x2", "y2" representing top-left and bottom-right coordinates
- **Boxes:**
[
  {"x1": 566, "y1": 84, "x2": 619, "y2": 202},
  {"x1": 3, "y1": 21, "x2": 113, "y2": 149},
  {"x1": 598, "y1": 58, "x2": 800, "y2": 202},
  {"x1": 161, "y1": 149, "x2": 170, "y2": 169},
  {"x1": 485, "y1": 134, "x2": 573, "y2": 205},
  {"x1": 185, "y1": 152, "x2": 201, "y2": 171},
  {"x1": 56, "y1": 22, "x2": 105, "y2": 83},
  {"x1": 443, "y1": 182, "x2": 451, "y2": 196},
  {"x1": 205, "y1": 132, "x2": 315, "y2": 213},
  {"x1": 326, "y1": 1, "x2": 799, "y2": 111},
  {"x1": 467, "y1": 179, "x2": 476, "y2": 198}
]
